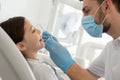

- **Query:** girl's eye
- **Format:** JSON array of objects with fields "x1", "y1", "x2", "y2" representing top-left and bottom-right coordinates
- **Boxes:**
[{"x1": 32, "y1": 29, "x2": 36, "y2": 33}]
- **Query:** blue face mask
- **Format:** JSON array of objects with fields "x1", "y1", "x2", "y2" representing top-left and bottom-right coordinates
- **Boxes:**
[
  {"x1": 81, "y1": 15, "x2": 103, "y2": 37},
  {"x1": 81, "y1": 1, "x2": 106, "y2": 38}
]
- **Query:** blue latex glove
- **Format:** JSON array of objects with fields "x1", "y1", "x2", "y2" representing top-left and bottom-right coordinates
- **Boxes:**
[{"x1": 42, "y1": 31, "x2": 75, "y2": 72}]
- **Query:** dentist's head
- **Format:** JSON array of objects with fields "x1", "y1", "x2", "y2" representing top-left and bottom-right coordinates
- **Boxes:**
[{"x1": 81, "y1": 0, "x2": 120, "y2": 39}]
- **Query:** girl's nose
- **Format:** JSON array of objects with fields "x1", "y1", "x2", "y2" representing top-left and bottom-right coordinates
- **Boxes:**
[{"x1": 37, "y1": 28, "x2": 41, "y2": 34}]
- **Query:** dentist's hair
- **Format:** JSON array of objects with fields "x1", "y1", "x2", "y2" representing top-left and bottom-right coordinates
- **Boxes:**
[
  {"x1": 80, "y1": 0, "x2": 120, "y2": 13},
  {"x1": 79, "y1": 0, "x2": 104, "y2": 4},
  {"x1": 112, "y1": 0, "x2": 120, "y2": 13},
  {"x1": 0, "y1": 16, "x2": 25, "y2": 44},
  {"x1": 96, "y1": 0, "x2": 104, "y2": 5}
]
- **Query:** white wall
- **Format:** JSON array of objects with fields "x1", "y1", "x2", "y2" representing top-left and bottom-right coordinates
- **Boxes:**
[{"x1": 0, "y1": 0, "x2": 52, "y2": 28}]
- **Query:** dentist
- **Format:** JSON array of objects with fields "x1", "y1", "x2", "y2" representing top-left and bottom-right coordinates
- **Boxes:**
[{"x1": 42, "y1": 0, "x2": 120, "y2": 80}]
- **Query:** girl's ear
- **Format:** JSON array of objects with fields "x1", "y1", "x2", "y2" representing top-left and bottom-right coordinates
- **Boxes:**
[{"x1": 16, "y1": 42, "x2": 26, "y2": 52}]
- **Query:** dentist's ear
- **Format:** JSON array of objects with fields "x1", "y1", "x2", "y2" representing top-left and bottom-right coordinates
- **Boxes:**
[
  {"x1": 104, "y1": 0, "x2": 112, "y2": 13},
  {"x1": 16, "y1": 42, "x2": 26, "y2": 52}
]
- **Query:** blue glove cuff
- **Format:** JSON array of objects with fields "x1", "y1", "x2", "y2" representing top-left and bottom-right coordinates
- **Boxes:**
[{"x1": 62, "y1": 60, "x2": 75, "y2": 72}]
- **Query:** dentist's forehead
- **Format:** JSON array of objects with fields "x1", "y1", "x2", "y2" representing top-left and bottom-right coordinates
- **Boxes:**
[
  {"x1": 82, "y1": 0, "x2": 100, "y2": 15},
  {"x1": 83, "y1": 0, "x2": 99, "y2": 9},
  {"x1": 83, "y1": 0, "x2": 98, "y2": 6}
]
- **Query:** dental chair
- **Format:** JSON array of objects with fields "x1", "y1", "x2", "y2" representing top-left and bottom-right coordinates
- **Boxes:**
[{"x1": 0, "y1": 27, "x2": 36, "y2": 80}]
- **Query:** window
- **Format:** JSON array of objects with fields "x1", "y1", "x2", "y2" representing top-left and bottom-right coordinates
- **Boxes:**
[{"x1": 53, "y1": 3, "x2": 82, "y2": 56}]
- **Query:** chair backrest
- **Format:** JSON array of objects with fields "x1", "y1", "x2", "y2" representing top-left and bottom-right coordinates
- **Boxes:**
[{"x1": 0, "y1": 27, "x2": 36, "y2": 80}]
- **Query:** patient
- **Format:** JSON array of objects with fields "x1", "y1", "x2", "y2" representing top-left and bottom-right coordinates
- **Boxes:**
[{"x1": 0, "y1": 16, "x2": 64, "y2": 80}]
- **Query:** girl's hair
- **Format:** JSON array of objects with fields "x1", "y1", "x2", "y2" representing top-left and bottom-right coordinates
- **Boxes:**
[{"x1": 0, "y1": 16, "x2": 25, "y2": 44}]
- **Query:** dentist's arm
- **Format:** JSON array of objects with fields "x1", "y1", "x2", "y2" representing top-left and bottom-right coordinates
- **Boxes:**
[
  {"x1": 66, "y1": 62, "x2": 98, "y2": 80},
  {"x1": 42, "y1": 31, "x2": 98, "y2": 80}
]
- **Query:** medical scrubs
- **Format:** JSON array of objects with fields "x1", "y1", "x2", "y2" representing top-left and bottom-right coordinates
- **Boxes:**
[{"x1": 88, "y1": 37, "x2": 120, "y2": 80}]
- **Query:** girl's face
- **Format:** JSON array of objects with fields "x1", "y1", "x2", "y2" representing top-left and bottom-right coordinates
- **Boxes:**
[{"x1": 22, "y1": 19, "x2": 44, "y2": 53}]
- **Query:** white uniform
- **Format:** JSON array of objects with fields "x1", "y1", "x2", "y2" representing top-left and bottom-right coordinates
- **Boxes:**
[
  {"x1": 27, "y1": 58, "x2": 63, "y2": 80},
  {"x1": 88, "y1": 37, "x2": 120, "y2": 80}
]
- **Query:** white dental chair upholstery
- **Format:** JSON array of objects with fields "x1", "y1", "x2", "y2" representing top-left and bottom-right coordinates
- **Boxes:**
[{"x1": 0, "y1": 27, "x2": 36, "y2": 80}]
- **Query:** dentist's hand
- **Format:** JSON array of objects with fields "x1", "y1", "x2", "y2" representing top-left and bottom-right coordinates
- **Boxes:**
[{"x1": 42, "y1": 31, "x2": 75, "y2": 72}]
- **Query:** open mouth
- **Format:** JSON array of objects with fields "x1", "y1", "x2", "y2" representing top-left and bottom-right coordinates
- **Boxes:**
[{"x1": 39, "y1": 38, "x2": 43, "y2": 41}]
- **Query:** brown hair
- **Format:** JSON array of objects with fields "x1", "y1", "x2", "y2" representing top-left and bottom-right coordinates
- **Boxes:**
[
  {"x1": 80, "y1": 0, "x2": 120, "y2": 13},
  {"x1": 0, "y1": 16, "x2": 25, "y2": 44},
  {"x1": 112, "y1": 0, "x2": 120, "y2": 13}
]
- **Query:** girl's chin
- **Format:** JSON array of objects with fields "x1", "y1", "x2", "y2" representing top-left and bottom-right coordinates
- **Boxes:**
[{"x1": 39, "y1": 44, "x2": 45, "y2": 49}]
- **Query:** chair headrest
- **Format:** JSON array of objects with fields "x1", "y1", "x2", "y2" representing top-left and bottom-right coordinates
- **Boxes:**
[{"x1": 0, "y1": 27, "x2": 36, "y2": 80}]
